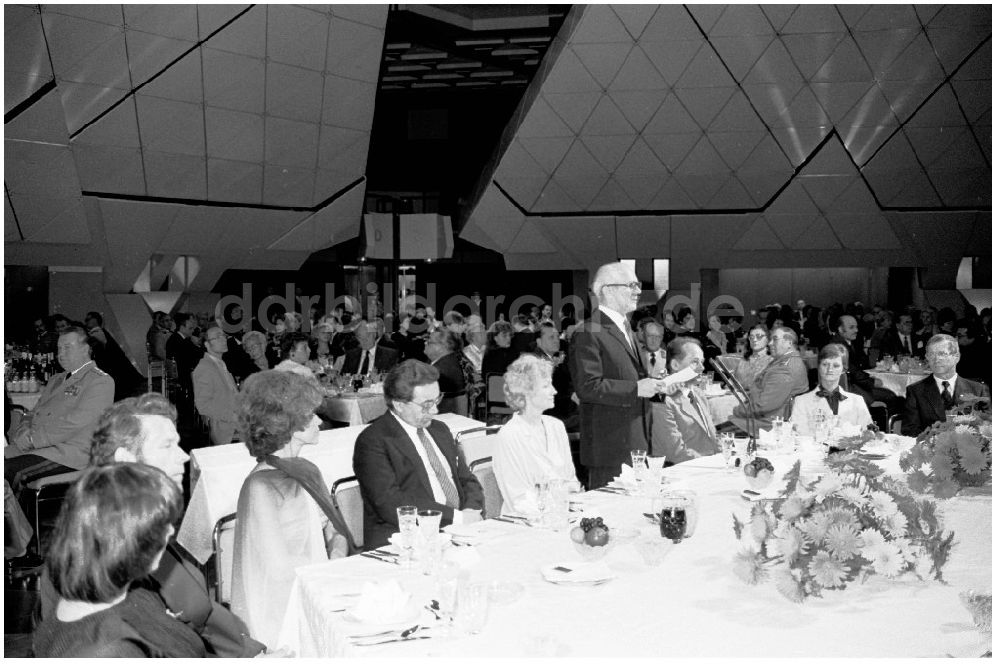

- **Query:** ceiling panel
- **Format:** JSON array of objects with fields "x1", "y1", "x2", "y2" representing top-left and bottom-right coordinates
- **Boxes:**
[{"x1": 4, "y1": 5, "x2": 52, "y2": 113}]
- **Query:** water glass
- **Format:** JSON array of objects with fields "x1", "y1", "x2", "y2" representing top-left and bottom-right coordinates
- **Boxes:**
[
  {"x1": 674, "y1": 489, "x2": 699, "y2": 538},
  {"x1": 454, "y1": 583, "x2": 491, "y2": 634},
  {"x1": 417, "y1": 509, "x2": 443, "y2": 540},
  {"x1": 631, "y1": 449, "x2": 647, "y2": 472},
  {"x1": 434, "y1": 562, "x2": 463, "y2": 632},
  {"x1": 397, "y1": 505, "x2": 418, "y2": 568},
  {"x1": 543, "y1": 480, "x2": 569, "y2": 530},
  {"x1": 718, "y1": 432, "x2": 736, "y2": 472}
]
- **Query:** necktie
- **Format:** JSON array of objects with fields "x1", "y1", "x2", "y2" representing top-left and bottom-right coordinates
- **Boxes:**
[
  {"x1": 902, "y1": 335, "x2": 910, "y2": 354},
  {"x1": 941, "y1": 381, "x2": 954, "y2": 409},
  {"x1": 649, "y1": 352, "x2": 657, "y2": 370},
  {"x1": 816, "y1": 387, "x2": 847, "y2": 415},
  {"x1": 688, "y1": 391, "x2": 711, "y2": 433},
  {"x1": 416, "y1": 427, "x2": 460, "y2": 508},
  {"x1": 359, "y1": 350, "x2": 370, "y2": 376}
]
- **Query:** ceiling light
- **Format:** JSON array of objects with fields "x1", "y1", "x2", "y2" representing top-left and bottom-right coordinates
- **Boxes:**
[
  {"x1": 437, "y1": 61, "x2": 482, "y2": 70},
  {"x1": 455, "y1": 38, "x2": 505, "y2": 47},
  {"x1": 456, "y1": 81, "x2": 491, "y2": 86},
  {"x1": 387, "y1": 64, "x2": 431, "y2": 72},
  {"x1": 509, "y1": 36, "x2": 551, "y2": 44},
  {"x1": 423, "y1": 73, "x2": 463, "y2": 80},
  {"x1": 491, "y1": 47, "x2": 537, "y2": 57},
  {"x1": 411, "y1": 82, "x2": 449, "y2": 88},
  {"x1": 469, "y1": 70, "x2": 513, "y2": 78},
  {"x1": 386, "y1": 42, "x2": 411, "y2": 49},
  {"x1": 401, "y1": 51, "x2": 448, "y2": 60},
  {"x1": 383, "y1": 75, "x2": 418, "y2": 82}
]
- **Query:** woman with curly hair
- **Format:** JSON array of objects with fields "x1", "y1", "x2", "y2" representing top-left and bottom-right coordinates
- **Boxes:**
[
  {"x1": 230, "y1": 370, "x2": 354, "y2": 647},
  {"x1": 492, "y1": 355, "x2": 577, "y2": 516},
  {"x1": 33, "y1": 463, "x2": 203, "y2": 657}
]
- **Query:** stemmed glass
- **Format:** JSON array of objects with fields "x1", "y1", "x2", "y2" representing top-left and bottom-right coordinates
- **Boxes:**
[
  {"x1": 812, "y1": 410, "x2": 830, "y2": 446},
  {"x1": 396, "y1": 505, "x2": 418, "y2": 569},
  {"x1": 718, "y1": 432, "x2": 736, "y2": 472}
]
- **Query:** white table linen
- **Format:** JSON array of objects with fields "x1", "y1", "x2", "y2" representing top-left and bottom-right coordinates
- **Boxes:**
[
  {"x1": 276, "y1": 437, "x2": 991, "y2": 657},
  {"x1": 9, "y1": 392, "x2": 41, "y2": 410},
  {"x1": 177, "y1": 412, "x2": 483, "y2": 564},
  {"x1": 706, "y1": 391, "x2": 739, "y2": 425},
  {"x1": 318, "y1": 392, "x2": 387, "y2": 425},
  {"x1": 866, "y1": 369, "x2": 932, "y2": 398}
]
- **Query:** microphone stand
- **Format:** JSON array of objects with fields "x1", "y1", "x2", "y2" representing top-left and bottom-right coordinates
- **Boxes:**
[{"x1": 710, "y1": 357, "x2": 758, "y2": 456}]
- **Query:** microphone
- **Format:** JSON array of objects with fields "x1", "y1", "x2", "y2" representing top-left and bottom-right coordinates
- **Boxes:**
[{"x1": 710, "y1": 357, "x2": 758, "y2": 455}]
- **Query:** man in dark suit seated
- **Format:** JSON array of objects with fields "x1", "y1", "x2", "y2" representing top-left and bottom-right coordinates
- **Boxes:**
[
  {"x1": 423, "y1": 329, "x2": 468, "y2": 416},
  {"x1": 877, "y1": 313, "x2": 924, "y2": 360},
  {"x1": 337, "y1": 320, "x2": 400, "y2": 376},
  {"x1": 902, "y1": 334, "x2": 990, "y2": 437},
  {"x1": 353, "y1": 360, "x2": 484, "y2": 550},
  {"x1": 831, "y1": 315, "x2": 902, "y2": 418},
  {"x1": 38, "y1": 393, "x2": 268, "y2": 656},
  {"x1": 651, "y1": 338, "x2": 718, "y2": 464}
]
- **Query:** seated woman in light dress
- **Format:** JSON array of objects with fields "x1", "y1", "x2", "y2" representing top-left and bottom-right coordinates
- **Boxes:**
[
  {"x1": 230, "y1": 371, "x2": 354, "y2": 647},
  {"x1": 789, "y1": 344, "x2": 872, "y2": 435},
  {"x1": 734, "y1": 324, "x2": 770, "y2": 387},
  {"x1": 493, "y1": 355, "x2": 578, "y2": 516}
]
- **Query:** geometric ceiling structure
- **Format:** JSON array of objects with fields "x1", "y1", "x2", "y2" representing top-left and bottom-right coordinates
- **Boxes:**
[
  {"x1": 461, "y1": 4, "x2": 991, "y2": 273},
  {"x1": 5, "y1": 4, "x2": 386, "y2": 290}
]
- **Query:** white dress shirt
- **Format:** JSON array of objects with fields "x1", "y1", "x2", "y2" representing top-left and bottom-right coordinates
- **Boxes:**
[{"x1": 598, "y1": 305, "x2": 635, "y2": 354}]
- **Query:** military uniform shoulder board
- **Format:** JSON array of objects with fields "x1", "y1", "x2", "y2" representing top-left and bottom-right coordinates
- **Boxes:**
[{"x1": 91, "y1": 366, "x2": 110, "y2": 376}]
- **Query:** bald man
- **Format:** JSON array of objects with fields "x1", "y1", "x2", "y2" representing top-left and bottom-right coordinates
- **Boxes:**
[{"x1": 568, "y1": 262, "x2": 664, "y2": 489}]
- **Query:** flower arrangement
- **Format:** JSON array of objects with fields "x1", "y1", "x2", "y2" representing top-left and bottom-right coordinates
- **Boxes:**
[
  {"x1": 898, "y1": 398, "x2": 991, "y2": 499},
  {"x1": 732, "y1": 456, "x2": 953, "y2": 602}
]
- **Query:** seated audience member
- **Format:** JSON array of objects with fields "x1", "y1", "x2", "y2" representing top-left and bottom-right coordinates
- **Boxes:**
[
  {"x1": 510, "y1": 314, "x2": 536, "y2": 355},
  {"x1": 192, "y1": 326, "x2": 240, "y2": 446},
  {"x1": 867, "y1": 309, "x2": 895, "y2": 362},
  {"x1": 727, "y1": 326, "x2": 809, "y2": 434},
  {"x1": 282, "y1": 311, "x2": 303, "y2": 334},
  {"x1": 375, "y1": 316, "x2": 397, "y2": 350},
  {"x1": 273, "y1": 331, "x2": 319, "y2": 378},
  {"x1": 482, "y1": 321, "x2": 519, "y2": 379},
  {"x1": 231, "y1": 371, "x2": 354, "y2": 647},
  {"x1": 224, "y1": 330, "x2": 269, "y2": 382},
  {"x1": 790, "y1": 344, "x2": 873, "y2": 435},
  {"x1": 493, "y1": 356, "x2": 578, "y2": 515},
  {"x1": 830, "y1": 315, "x2": 878, "y2": 404},
  {"x1": 37, "y1": 394, "x2": 266, "y2": 656},
  {"x1": 463, "y1": 320, "x2": 487, "y2": 376},
  {"x1": 878, "y1": 312, "x2": 923, "y2": 359},
  {"x1": 539, "y1": 303, "x2": 555, "y2": 327},
  {"x1": 636, "y1": 318, "x2": 668, "y2": 378},
  {"x1": 337, "y1": 320, "x2": 400, "y2": 376},
  {"x1": 534, "y1": 323, "x2": 579, "y2": 433},
  {"x1": 32, "y1": 315, "x2": 59, "y2": 355},
  {"x1": 309, "y1": 322, "x2": 335, "y2": 363},
  {"x1": 83, "y1": 311, "x2": 143, "y2": 401},
  {"x1": 914, "y1": 308, "x2": 939, "y2": 346},
  {"x1": 442, "y1": 311, "x2": 466, "y2": 337},
  {"x1": 734, "y1": 325, "x2": 771, "y2": 387},
  {"x1": 5, "y1": 327, "x2": 114, "y2": 495},
  {"x1": 423, "y1": 329, "x2": 468, "y2": 415},
  {"x1": 705, "y1": 314, "x2": 729, "y2": 355},
  {"x1": 352, "y1": 360, "x2": 484, "y2": 550},
  {"x1": 956, "y1": 321, "x2": 990, "y2": 385},
  {"x1": 902, "y1": 334, "x2": 989, "y2": 436},
  {"x1": 33, "y1": 464, "x2": 205, "y2": 657},
  {"x1": 674, "y1": 307, "x2": 699, "y2": 338},
  {"x1": 650, "y1": 338, "x2": 718, "y2": 464},
  {"x1": 937, "y1": 307, "x2": 957, "y2": 336}
]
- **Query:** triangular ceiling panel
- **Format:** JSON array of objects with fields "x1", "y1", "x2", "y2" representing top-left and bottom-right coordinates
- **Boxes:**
[
  {"x1": 507, "y1": 221, "x2": 558, "y2": 254},
  {"x1": 731, "y1": 216, "x2": 785, "y2": 251},
  {"x1": 517, "y1": 136, "x2": 574, "y2": 175},
  {"x1": 543, "y1": 91, "x2": 602, "y2": 134},
  {"x1": 828, "y1": 213, "x2": 901, "y2": 250},
  {"x1": 788, "y1": 216, "x2": 843, "y2": 250},
  {"x1": 610, "y1": 90, "x2": 667, "y2": 133},
  {"x1": 611, "y1": 5, "x2": 657, "y2": 41},
  {"x1": 569, "y1": 4, "x2": 632, "y2": 44},
  {"x1": 572, "y1": 42, "x2": 631, "y2": 89}
]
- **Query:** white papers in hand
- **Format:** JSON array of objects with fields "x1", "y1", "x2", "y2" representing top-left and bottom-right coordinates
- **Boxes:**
[{"x1": 662, "y1": 366, "x2": 698, "y2": 388}]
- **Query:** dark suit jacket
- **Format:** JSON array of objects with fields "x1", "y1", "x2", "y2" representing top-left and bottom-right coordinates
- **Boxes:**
[
  {"x1": 340, "y1": 345, "x2": 400, "y2": 375},
  {"x1": 878, "y1": 330, "x2": 923, "y2": 359},
  {"x1": 166, "y1": 332, "x2": 203, "y2": 389},
  {"x1": 901, "y1": 374, "x2": 989, "y2": 436},
  {"x1": 353, "y1": 413, "x2": 485, "y2": 550},
  {"x1": 830, "y1": 333, "x2": 875, "y2": 394},
  {"x1": 535, "y1": 350, "x2": 578, "y2": 427},
  {"x1": 567, "y1": 309, "x2": 649, "y2": 468}
]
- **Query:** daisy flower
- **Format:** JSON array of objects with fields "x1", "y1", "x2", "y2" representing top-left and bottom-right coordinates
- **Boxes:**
[
  {"x1": 800, "y1": 512, "x2": 831, "y2": 544},
  {"x1": 858, "y1": 527, "x2": 886, "y2": 560},
  {"x1": 749, "y1": 513, "x2": 770, "y2": 543},
  {"x1": 824, "y1": 522, "x2": 861, "y2": 561},
  {"x1": 957, "y1": 445, "x2": 988, "y2": 475},
  {"x1": 978, "y1": 422, "x2": 991, "y2": 440},
  {"x1": 809, "y1": 550, "x2": 849, "y2": 588},
  {"x1": 837, "y1": 484, "x2": 867, "y2": 507},
  {"x1": 867, "y1": 490, "x2": 898, "y2": 519},
  {"x1": 733, "y1": 547, "x2": 767, "y2": 585},
  {"x1": 823, "y1": 504, "x2": 860, "y2": 530},
  {"x1": 779, "y1": 495, "x2": 806, "y2": 521},
  {"x1": 883, "y1": 510, "x2": 908, "y2": 538},
  {"x1": 772, "y1": 527, "x2": 807, "y2": 563},
  {"x1": 773, "y1": 565, "x2": 805, "y2": 603},
  {"x1": 813, "y1": 473, "x2": 843, "y2": 502},
  {"x1": 870, "y1": 542, "x2": 905, "y2": 577}
]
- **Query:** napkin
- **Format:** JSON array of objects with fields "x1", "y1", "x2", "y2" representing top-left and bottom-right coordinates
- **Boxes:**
[
  {"x1": 613, "y1": 464, "x2": 638, "y2": 490},
  {"x1": 348, "y1": 579, "x2": 412, "y2": 624},
  {"x1": 444, "y1": 520, "x2": 513, "y2": 545},
  {"x1": 541, "y1": 560, "x2": 614, "y2": 584}
]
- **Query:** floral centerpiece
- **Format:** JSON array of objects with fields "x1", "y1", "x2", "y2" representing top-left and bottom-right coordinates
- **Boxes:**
[
  {"x1": 898, "y1": 397, "x2": 991, "y2": 499},
  {"x1": 732, "y1": 456, "x2": 953, "y2": 602}
]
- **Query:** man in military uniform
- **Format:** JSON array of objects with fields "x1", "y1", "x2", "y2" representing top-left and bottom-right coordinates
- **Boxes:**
[
  {"x1": 5, "y1": 326, "x2": 115, "y2": 495},
  {"x1": 726, "y1": 325, "x2": 809, "y2": 435}
]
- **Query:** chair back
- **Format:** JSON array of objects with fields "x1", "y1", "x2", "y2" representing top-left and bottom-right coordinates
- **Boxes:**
[
  {"x1": 211, "y1": 512, "x2": 237, "y2": 606},
  {"x1": 469, "y1": 457, "x2": 503, "y2": 519},
  {"x1": 485, "y1": 374, "x2": 513, "y2": 424},
  {"x1": 332, "y1": 476, "x2": 364, "y2": 551},
  {"x1": 455, "y1": 425, "x2": 502, "y2": 468}
]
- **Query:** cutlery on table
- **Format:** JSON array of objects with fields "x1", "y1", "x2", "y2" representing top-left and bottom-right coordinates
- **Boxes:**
[
  {"x1": 493, "y1": 516, "x2": 531, "y2": 526},
  {"x1": 349, "y1": 625, "x2": 425, "y2": 640},
  {"x1": 360, "y1": 552, "x2": 399, "y2": 565},
  {"x1": 594, "y1": 487, "x2": 626, "y2": 495},
  {"x1": 352, "y1": 635, "x2": 432, "y2": 647}
]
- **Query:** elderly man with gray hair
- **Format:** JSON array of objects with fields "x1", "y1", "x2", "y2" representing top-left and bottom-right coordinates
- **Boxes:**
[
  {"x1": 568, "y1": 262, "x2": 666, "y2": 489},
  {"x1": 901, "y1": 333, "x2": 989, "y2": 436}
]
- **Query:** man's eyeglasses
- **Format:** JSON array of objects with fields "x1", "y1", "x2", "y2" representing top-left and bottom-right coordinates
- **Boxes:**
[
  {"x1": 926, "y1": 350, "x2": 957, "y2": 359},
  {"x1": 409, "y1": 394, "x2": 443, "y2": 412},
  {"x1": 602, "y1": 282, "x2": 642, "y2": 291},
  {"x1": 749, "y1": 333, "x2": 767, "y2": 340}
]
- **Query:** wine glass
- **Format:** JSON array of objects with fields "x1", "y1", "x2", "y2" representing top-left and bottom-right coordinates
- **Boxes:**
[
  {"x1": 396, "y1": 505, "x2": 418, "y2": 569},
  {"x1": 719, "y1": 432, "x2": 736, "y2": 472}
]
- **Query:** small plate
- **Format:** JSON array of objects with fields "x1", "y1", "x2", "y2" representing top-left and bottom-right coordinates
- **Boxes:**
[
  {"x1": 540, "y1": 562, "x2": 615, "y2": 586},
  {"x1": 343, "y1": 602, "x2": 422, "y2": 634}
]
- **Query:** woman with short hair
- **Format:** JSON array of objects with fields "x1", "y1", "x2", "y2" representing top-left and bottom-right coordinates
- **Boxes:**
[
  {"x1": 482, "y1": 320, "x2": 518, "y2": 378},
  {"x1": 492, "y1": 355, "x2": 577, "y2": 516},
  {"x1": 274, "y1": 331, "x2": 319, "y2": 377},
  {"x1": 230, "y1": 370, "x2": 354, "y2": 647},
  {"x1": 33, "y1": 463, "x2": 204, "y2": 657},
  {"x1": 789, "y1": 344, "x2": 872, "y2": 435}
]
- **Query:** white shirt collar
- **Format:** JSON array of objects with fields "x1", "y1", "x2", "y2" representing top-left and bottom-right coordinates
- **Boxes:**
[
  {"x1": 933, "y1": 374, "x2": 958, "y2": 392},
  {"x1": 598, "y1": 305, "x2": 631, "y2": 341},
  {"x1": 67, "y1": 360, "x2": 94, "y2": 377}
]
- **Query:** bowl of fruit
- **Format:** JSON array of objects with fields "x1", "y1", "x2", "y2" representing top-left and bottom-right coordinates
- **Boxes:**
[
  {"x1": 569, "y1": 517, "x2": 616, "y2": 561},
  {"x1": 743, "y1": 456, "x2": 775, "y2": 491}
]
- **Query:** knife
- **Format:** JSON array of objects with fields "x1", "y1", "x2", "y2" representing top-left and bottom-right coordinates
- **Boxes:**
[
  {"x1": 360, "y1": 552, "x2": 399, "y2": 564},
  {"x1": 352, "y1": 635, "x2": 432, "y2": 647}
]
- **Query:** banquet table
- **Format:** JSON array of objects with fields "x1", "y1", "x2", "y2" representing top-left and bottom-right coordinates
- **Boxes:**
[
  {"x1": 9, "y1": 392, "x2": 41, "y2": 410},
  {"x1": 176, "y1": 412, "x2": 484, "y2": 564},
  {"x1": 705, "y1": 390, "x2": 739, "y2": 425},
  {"x1": 866, "y1": 369, "x2": 931, "y2": 397},
  {"x1": 276, "y1": 437, "x2": 991, "y2": 658},
  {"x1": 317, "y1": 391, "x2": 387, "y2": 425}
]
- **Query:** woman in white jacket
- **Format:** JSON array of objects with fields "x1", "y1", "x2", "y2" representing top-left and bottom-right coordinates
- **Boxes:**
[{"x1": 790, "y1": 344, "x2": 872, "y2": 435}]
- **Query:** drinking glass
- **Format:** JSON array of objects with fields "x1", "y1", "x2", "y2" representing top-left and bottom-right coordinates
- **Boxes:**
[
  {"x1": 454, "y1": 583, "x2": 491, "y2": 635},
  {"x1": 526, "y1": 482, "x2": 549, "y2": 527},
  {"x1": 434, "y1": 562, "x2": 463, "y2": 634},
  {"x1": 659, "y1": 494, "x2": 688, "y2": 543},
  {"x1": 543, "y1": 480, "x2": 569, "y2": 530},
  {"x1": 417, "y1": 509, "x2": 443, "y2": 540},
  {"x1": 812, "y1": 410, "x2": 829, "y2": 445},
  {"x1": 631, "y1": 449, "x2": 647, "y2": 473},
  {"x1": 674, "y1": 489, "x2": 698, "y2": 538},
  {"x1": 563, "y1": 479, "x2": 584, "y2": 513},
  {"x1": 719, "y1": 432, "x2": 736, "y2": 472},
  {"x1": 396, "y1": 505, "x2": 418, "y2": 569}
]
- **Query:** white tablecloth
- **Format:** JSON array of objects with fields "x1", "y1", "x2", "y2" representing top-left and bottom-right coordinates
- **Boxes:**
[
  {"x1": 176, "y1": 412, "x2": 484, "y2": 564},
  {"x1": 318, "y1": 393, "x2": 387, "y2": 425},
  {"x1": 9, "y1": 392, "x2": 41, "y2": 410},
  {"x1": 866, "y1": 370, "x2": 931, "y2": 398},
  {"x1": 705, "y1": 391, "x2": 739, "y2": 425},
  {"x1": 276, "y1": 439, "x2": 991, "y2": 657}
]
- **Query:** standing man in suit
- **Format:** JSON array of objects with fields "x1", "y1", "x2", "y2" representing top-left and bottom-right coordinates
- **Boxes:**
[
  {"x1": 337, "y1": 321, "x2": 400, "y2": 376},
  {"x1": 353, "y1": 360, "x2": 484, "y2": 550},
  {"x1": 192, "y1": 326, "x2": 239, "y2": 446},
  {"x1": 651, "y1": 338, "x2": 718, "y2": 464},
  {"x1": 5, "y1": 326, "x2": 115, "y2": 495},
  {"x1": 167, "y1": 313, "x2": 204, "y2": 405},
  {"x1": 901, "y1": 334, "x2": 989, "y2": 436},
  {"x1": 568, "y1": 262, "x2": 665, "y2": 490}
]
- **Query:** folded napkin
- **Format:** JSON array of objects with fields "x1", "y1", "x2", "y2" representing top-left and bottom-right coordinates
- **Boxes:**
[
  {"x1": 348, "y1": 579, "x2": 413, "y2": 624},
  {"x1": 614, "y1": 464, "x2": 638, "y2": 489},
  {"x1": 444, "y1": 520, "x2": 513, "y2": 543},
  {"x1": 541, "y1": 561, "x2": 614, "y2": 584}
]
